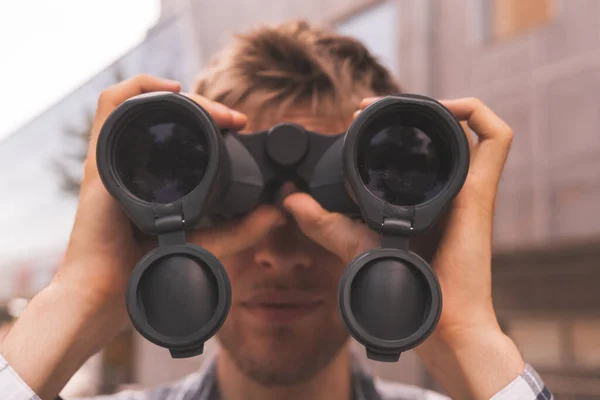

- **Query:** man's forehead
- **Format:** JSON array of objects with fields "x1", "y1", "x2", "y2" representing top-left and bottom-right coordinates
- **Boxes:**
[{"x1": 240, "y1": 109, "x2": 350, "y2": 136}]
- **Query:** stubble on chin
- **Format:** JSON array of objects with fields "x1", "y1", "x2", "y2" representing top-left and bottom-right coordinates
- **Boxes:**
[{"x1": 217, "y1": 319, "x2": 349, "y2": 386}]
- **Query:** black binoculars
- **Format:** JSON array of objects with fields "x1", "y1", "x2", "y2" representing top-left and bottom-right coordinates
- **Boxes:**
[{"x1": 96, "y1": 92, "x2": 470, "y2": 362}]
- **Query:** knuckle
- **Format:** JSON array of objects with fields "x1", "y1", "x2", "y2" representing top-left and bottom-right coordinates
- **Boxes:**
[
  {"x1": 97, "y1": 88, "x2": 114, "y2": 106},
  {"x1": 504, "y1": 128, "x2": 515, "y2": 143},
  {"x1": 314, "y1": 211, "x2": 338, "y2": 232},
  {"x1": 498, "y1": 124, "x2": 514, "y2": 144},
  {"x1": 467, "y1": 97, "x2": 484, "y2": 108},
  {"x1": 135, "y1": 73, "x2": 152, "y2": 82},
  {"x1": 192, "y1": 93, "x2": 208, "y2": 103}
]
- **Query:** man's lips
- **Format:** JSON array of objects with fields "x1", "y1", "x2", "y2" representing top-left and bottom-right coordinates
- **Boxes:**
[{"x1": 239, "y1": 291, "x2": 325, "y2": 323}]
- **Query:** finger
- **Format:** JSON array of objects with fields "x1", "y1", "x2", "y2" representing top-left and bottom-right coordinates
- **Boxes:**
[
  {"x1": 460, "y1": 121, "x2": 478, "y2": 165},
  {"x1": 95, "y1": 74, "x2": 180, "y2": 125},
  {"x1": 440, "y1": 98, "x2": 513, "y2": 144},
  {"x1": 460, "y1": 121, "x2": 475, "y2": 148},
  {"x1": 441, "y1": 98, "x2": 513, "y2": 186},
  {"x1": 188, "y1": 205, "x2": 286, "y2": 259},
  {"x1": 359, "y1": 96, "x2": 381, "y2": 109},
  {"x1": 283, "y1": 193, "x2": 377, "y2": 263},
  {"x1": 182, "y1": 93, "x2": 247, "y2": 130}
]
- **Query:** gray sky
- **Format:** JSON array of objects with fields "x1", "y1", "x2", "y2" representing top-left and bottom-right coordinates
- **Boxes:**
[
  {"x1": 0, "y1": 0, "x2": 161, "y2": 299},
  {"x1": 0, "y1": 0, "x2": 160, "y2": 141}
]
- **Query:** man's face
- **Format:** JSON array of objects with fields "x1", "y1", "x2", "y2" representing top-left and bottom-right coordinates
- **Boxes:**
[{"x1": 212, "y1": 112, "x2": 351, "y2": 386}]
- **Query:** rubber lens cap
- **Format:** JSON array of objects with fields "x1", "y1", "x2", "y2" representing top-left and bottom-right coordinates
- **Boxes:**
[
  {"x1": 350, "y1": 257, "x2": 429, "y2": 340},
  {"x1": 137, "y1": 255, "x2": 219, "y2": 337}
]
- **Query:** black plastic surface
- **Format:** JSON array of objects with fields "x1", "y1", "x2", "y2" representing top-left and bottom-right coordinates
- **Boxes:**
[
  {"x1": 213, "y1": 127, "x2": 354, "y2": 215},
  {"x1": 126, "y1": 244, "x2": 231, "y2": 354},
  {"x1": 343, "y1": 95, "x2": 470, "y2": 234},
  {"x1": 350, "y1": 257, "x2": 428, "y2": 341},
  {"x1": 338, "y1": 249, "x2": 442, "y2": 361},
  {"x1": 265, "y1": 123, "x2": 308, "y2": 167},
  {"x1": 138, "y1": 255, "x2": 218, "y2": 337},
  {"x1": 97, "y1": 92, "x2": 225, "y2": 235}
]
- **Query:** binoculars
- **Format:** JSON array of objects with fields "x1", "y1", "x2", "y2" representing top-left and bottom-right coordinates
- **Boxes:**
[{"x1": 96, "y1": 92, "x2": 470, "y2": 362}]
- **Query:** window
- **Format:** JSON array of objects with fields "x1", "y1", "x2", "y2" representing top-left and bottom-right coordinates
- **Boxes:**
[
  {"x1": 483, "y1": 0, "x2": 558, "y2": 41},
  {"x1": 335, "y1": 1, "x2": 400, "y2": 78}
]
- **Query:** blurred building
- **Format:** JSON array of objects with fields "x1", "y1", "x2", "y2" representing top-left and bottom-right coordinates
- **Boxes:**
[{"x1": 1, "y1": 0, "x2": 600, "y2": 398}]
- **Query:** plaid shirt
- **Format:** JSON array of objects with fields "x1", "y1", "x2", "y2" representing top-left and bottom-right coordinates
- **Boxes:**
[{"x1": 1, "y1": 352, "x2": 553, "y2": 400}]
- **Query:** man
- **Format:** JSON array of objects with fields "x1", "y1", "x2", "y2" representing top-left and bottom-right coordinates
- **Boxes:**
[{"x1": 0, "y1": 21, "x2": 554, "y2": 399}]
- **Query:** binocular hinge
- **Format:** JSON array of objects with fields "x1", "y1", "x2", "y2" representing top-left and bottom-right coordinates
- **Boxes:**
[
  {"x1": 381, "y1": 218, "x2": 412, "y2": 250},
  {"x1": 155, "y1": 215, "x2": 186, "y2": 247}
]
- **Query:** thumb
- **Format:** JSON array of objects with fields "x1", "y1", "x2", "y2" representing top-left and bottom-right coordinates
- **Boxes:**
[
  {"x1": 283, "y1": 193, "x2": 378, "y2": 263},
  {"x1": 189, "y1": 205, "x2": 286, "y2": 259}
]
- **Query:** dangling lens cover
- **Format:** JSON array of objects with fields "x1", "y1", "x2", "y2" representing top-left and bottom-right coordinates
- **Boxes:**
[{"x1": 127, "y1": 245, "x2": 231, "y2": 358}]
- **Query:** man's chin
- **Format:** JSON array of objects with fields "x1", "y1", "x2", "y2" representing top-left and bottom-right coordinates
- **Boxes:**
[
  {"x1": 225, "y1": 348, "x2": 339, "y2": 387},
  {"x1": 238, "y1": 360, "x2": 323, "y2": 387},
  {"x1": 217, "y1": 328, "x2": 349, "y2": 386}
]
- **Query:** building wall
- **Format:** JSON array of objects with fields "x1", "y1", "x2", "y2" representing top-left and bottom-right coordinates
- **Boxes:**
[
  {"x1": 427, "y1": 1, "x2": 600, "y2": 398},
  {"x1": 429, "y1": 0, "x2": 600, "y2": 251}
]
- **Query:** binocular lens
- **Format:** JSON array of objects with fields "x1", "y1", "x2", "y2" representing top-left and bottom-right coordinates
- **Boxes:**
[
  {"x1": 349, "y1": 258, "x2": 429, "y2": 341},
  {"x1": 114, "y1": 108, "x2": 209, "y2": 204},
  {"x1": 138, "y1": 255, "x2": 218, "y2": 337},
  {"x1": 356, "y1": 113, "x2": 452, "y2": 206}
]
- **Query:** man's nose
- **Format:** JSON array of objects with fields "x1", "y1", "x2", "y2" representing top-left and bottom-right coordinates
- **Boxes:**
[
  {"x1": 254, "y1": 180, "x2": 314, "y2": 271},
  {"x1": 253, "y1": 224, "x2": 314, "y2": 271}
]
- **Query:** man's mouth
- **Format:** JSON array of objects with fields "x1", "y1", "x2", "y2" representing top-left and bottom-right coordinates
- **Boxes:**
[{"x1": 239, "y1": 291, "x2": 325, "y2": 323}]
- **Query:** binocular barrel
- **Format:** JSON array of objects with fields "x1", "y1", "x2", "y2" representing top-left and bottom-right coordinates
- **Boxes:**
[{"x1": 96, "y1": 92, "x2": 469, "y2": 362}]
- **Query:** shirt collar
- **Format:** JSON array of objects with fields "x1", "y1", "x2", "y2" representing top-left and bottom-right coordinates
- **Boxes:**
[{"x1": 196, "y1": 350, "x2": 382, "y2": 400}]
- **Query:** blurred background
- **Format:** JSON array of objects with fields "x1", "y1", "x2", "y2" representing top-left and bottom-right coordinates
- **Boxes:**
[{"x1": 0, "y1": 0, "x2": 599, "y2": 399}]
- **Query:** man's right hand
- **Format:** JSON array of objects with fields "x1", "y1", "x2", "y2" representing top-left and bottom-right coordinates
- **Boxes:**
[
  {"x1": 58, "y1": 73, "x2": 285, "y2": 332},
  {"x1": 0, "y1": 75, "x2": 285, "y2": 400}
]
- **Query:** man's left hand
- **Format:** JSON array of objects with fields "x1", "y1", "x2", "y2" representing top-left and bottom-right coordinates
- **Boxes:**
[{"x1": 284, "y1": 97, "x2": 525, "y2": 400}]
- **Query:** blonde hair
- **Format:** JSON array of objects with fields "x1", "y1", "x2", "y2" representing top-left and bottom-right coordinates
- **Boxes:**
[{"x1": 194, "y1": 20, "x2": 401, "y2": 127}]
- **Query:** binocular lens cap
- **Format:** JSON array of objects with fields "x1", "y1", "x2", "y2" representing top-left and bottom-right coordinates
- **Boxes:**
[
  {"x1": 350, "y1": 257, "x2": 429, "y2": 340},
  {"x1": 138, "y1": 255, "x2": 218, "y2": 337},
  {"x1": 127, "y1": 245, "x2": 231, "y2": 357},
  {"x1": 339, "y1": 249, "x2": 441, "y2": 361}
]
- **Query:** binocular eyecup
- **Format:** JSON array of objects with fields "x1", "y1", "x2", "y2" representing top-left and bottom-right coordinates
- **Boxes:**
[{"x1": 96, "y1": 92, "x2": 469, "y2": 361}]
